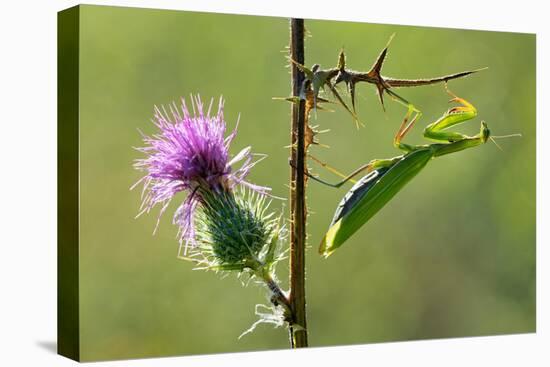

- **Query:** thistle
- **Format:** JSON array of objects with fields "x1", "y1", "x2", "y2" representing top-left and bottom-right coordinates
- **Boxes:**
[
  {"x1": 132, "y1": 95, "x2": 271, "y2": 255},
  {"x1": 132, "y1": 95, "x2": 291, "y2": 335}
]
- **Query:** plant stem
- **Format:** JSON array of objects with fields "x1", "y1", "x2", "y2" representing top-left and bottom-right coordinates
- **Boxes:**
[{"x1": 288, "y1": 18, "x2": 308, "y2": 348}]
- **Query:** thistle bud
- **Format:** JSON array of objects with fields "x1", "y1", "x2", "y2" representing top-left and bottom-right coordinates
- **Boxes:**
[{"x1": 194, "y1": 188, "x2": 281, "y2": 272}]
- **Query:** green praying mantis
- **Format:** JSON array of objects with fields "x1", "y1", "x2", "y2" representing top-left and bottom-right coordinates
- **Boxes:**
[
  {"x1": 281, "y1": 37, "x2": 519, "y2": 258},
  {"x1": 305, "y1": 85, "x2": 514, "y2": 257}
]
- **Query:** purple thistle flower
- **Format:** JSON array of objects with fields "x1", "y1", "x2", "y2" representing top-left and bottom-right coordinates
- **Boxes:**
[{"x1": 132, "y1": 95, "x2": 270, "y2": 253}]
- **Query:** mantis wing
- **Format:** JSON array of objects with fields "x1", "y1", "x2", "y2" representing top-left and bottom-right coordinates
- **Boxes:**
[{"x1": 320, "y1": 149, "x2": 432, "y2": 257}]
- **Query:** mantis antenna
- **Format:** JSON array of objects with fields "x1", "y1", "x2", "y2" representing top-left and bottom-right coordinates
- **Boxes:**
[{"x1": 489, "y1": 133, "x2": 523, "y2": 151}]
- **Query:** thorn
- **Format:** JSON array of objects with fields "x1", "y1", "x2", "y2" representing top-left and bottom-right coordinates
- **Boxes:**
[
  {"x1": 368, "y1": 44, "x2": 389, "y2": 78},
  {"x1": 376, "y1": 83, "x2": 386, "y2": 111},
  {"x1": 385, "y1": 33, "x2": 396, "y2": 48},
  {"x1": 350, "y1": 82, "x2": 357, "y2": 114},
  {"x1": 337, "y1": 48, "x2": 346, "y2": 70}
]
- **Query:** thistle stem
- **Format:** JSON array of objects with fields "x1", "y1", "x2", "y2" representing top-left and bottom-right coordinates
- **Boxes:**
[
  {"x1": 258, "y1": 270, "x2": 292, "y2": 312},
  {"x1": 288, "y1": 18, "x2": 308, "y2": 348}
]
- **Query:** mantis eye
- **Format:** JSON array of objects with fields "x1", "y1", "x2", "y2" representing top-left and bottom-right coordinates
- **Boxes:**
[{"x1": 481, "y1": 121, "x2": 490, "y2": 143}]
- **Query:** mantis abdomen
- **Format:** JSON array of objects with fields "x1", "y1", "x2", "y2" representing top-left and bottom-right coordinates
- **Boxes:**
[{"x1": 320, "y1": 149, "x2": 433, "y2": 257}]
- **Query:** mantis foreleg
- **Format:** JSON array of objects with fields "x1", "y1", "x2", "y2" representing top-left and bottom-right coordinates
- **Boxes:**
[{"x1": 423, "y1": 85, "x2": 478, "y2": 143}]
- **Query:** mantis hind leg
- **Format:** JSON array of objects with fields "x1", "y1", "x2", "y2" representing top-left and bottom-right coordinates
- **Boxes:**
[
  {"x1": 304, "y1": 88, "x2": 422, "y2": 188},
  {"x1": 306, "y1": 155, "x2": 400, "y2": 188}
]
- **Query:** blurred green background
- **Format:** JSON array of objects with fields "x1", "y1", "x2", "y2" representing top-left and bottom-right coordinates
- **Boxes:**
[{"x1": 77, "y1": 5, "x2": 535, "y2": 361}]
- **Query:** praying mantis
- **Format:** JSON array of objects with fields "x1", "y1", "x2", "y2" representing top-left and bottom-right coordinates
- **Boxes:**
[
  {"x1": 306, "y1": 85, "x2": 495, "y2": 257},
  {"x1": 281, "y1": 37, "x2": 518, "y2": 258}
]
